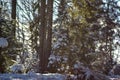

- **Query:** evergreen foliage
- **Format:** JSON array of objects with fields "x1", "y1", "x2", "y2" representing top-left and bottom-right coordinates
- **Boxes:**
[{"x1": 0, "y1": 1, "x2": 120, "y2": 79}]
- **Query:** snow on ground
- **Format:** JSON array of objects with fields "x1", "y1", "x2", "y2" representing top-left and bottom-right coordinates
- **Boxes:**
[
  {"x1": 1, "y1": 73, "x2": 120, "y2": 80},
  {"x1": 0, "y1": 73, "x2": 65, "y2": 80}
]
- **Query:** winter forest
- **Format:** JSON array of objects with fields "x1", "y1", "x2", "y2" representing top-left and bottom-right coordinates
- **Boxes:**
[{"x1": 0, "y1": 0, "x2": 120, "y2": 80}]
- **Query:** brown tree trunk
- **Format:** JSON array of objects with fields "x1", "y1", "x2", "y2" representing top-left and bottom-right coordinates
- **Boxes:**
[
  {"x1": 39, "y1": 0, "x2": 46, "y2": 73},
  {"x1": 11, "y1": 0, "x2": 17, "y2": 37},
  {"x1": 44, "y1": 0, "x2": 54, "y2": 72},
  {"x1": 39, "y1": 0, "x2": 53, "y2": 73},
  {"x1": 11, "y1": 0, "x2": 16, "y2": 19},
  {"x1": 38, "y1": 0, "x2": 53, "y2": 73}
]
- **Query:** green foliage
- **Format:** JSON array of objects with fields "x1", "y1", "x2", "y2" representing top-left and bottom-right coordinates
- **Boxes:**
[
  {"x1": 0, "y1": 17, "x2": 23, "y2": 72},
  {"x1": 0, "y1": 1, "x2": 23, "y2": 72},
  {"x1": 0, "y1": 0, "x2": 119, "y2": 75},
  {"x1": 50, "y1": 0, "x2": 120, "y2": 75}
]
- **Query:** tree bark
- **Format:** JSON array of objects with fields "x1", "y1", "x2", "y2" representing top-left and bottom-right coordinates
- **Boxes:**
[
  {"x1": 38, "y1": 0, "x2": 53, "y2": 73},
  {"x1": 39, "y1": 0, "x2": 46, "y2": 73},
  {"x1": 11, "y1": 0, "x2": 16, "y2": 19},
  {"x1": 44, "y1": 0, "x2": 54, "y2": 72},
  {"x1": 11, "y1": 0, "x2": 17, "y2": 37}
]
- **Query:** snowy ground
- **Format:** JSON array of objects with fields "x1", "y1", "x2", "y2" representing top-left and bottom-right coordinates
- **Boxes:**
[
  {"x1": 0, "y1": 73, "x2": 65, "y2": 80},
  {"x1": 1, "y1": 73, "x2": 120, "y2": 80},
  {"x1": 110, "y1": 78, "x2": 120, "y2": 80}
]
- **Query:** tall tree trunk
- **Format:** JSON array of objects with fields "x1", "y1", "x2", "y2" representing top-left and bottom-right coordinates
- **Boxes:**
[
  {"x1": 11, "y1": 0, "x2": 16, "y2": 37},
  {"x1": 44, "y1": 0, "x2": 54, "y2": 72},
  {"x1": 0, "y1": 24, "x2": 4, "y2": 73},
  {"x1": 39, "y1": 0, "x2": 46, "y2": 73},
  {"x1": 11, "y1": 0, "x2": 16, "y2": 19},
  {"x1": 38, "y1": 0, "x2": 53, "y2": 73}
]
